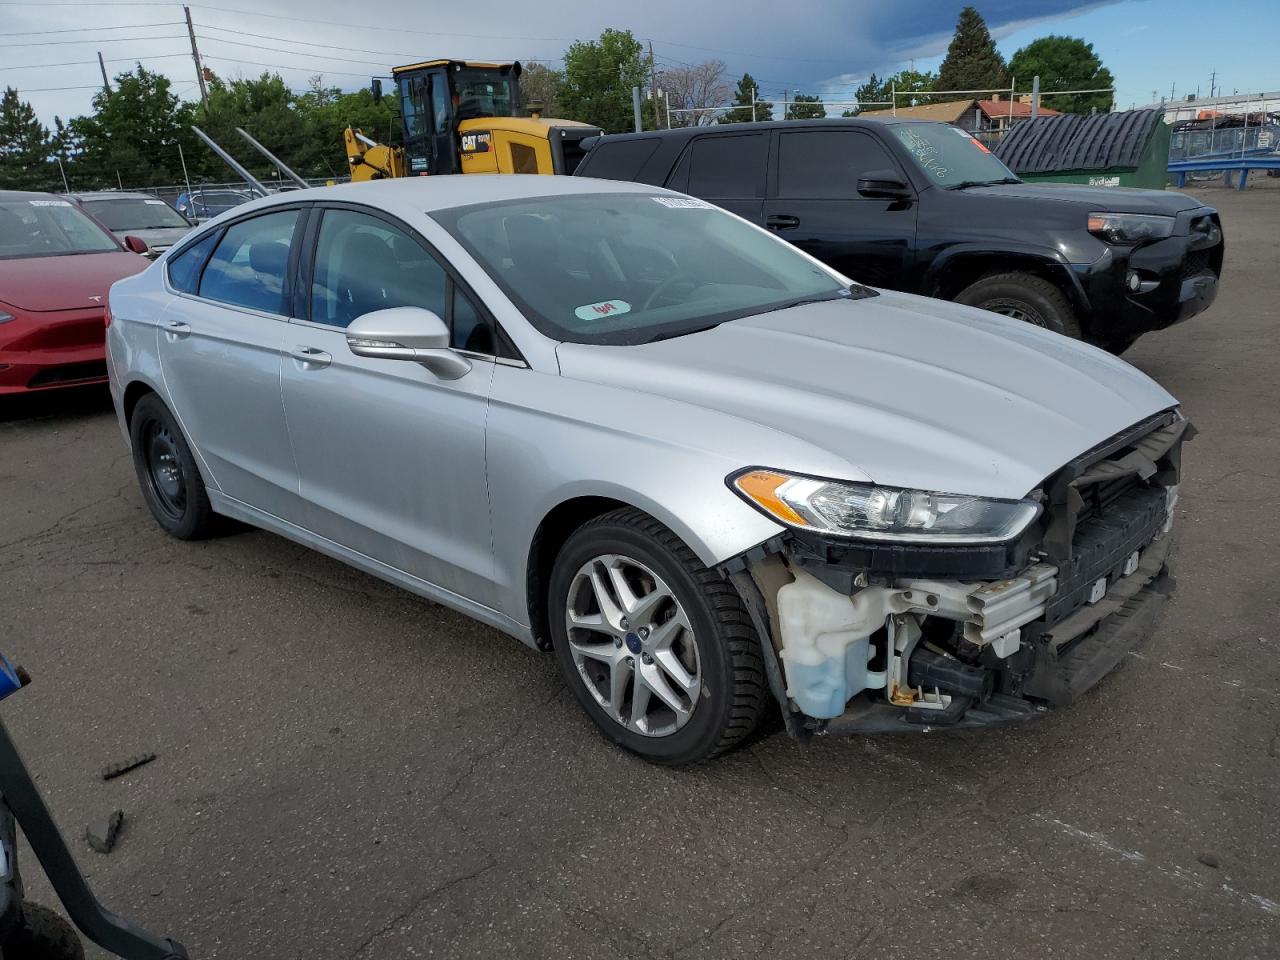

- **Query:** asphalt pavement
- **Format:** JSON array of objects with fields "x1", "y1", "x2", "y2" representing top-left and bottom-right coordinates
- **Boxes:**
[{"x1": 2, "y1": 181, "x2": 1277, "y2": 960}]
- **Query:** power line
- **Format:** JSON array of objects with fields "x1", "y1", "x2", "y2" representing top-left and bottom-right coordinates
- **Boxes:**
[
  {"x1": 0, "y1": 21, "x2": 184, "y2": 38},
  {"x1": 199, "y1": 53, "x2": 379, "y2": 81},
  {"x1": 0, "y1": 51, "x2": 191, "y2": 71},
  {"x1": 0, "y1": 34, "x2": 187, "y2": 48}
]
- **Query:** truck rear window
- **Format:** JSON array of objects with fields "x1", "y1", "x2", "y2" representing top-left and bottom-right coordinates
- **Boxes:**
[{"x1": 583, "y1": 138, "x2": 662, "y2": 180}]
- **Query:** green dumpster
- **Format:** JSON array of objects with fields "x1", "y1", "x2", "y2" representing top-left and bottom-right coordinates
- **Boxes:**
[{"x1": 994, "y1": 109, "x2": 1170, "y2": 190}]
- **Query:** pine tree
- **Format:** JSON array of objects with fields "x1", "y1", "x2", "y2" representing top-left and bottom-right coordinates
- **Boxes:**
[
  {"x1": 785, "y1": 93, "x2": 825, "y2": 120},
  {"x1": 935, "y1": 6, "x2": 1008, "y2": 100},
  {"x1": 718, "y1": 73, "x2": 773, "y2": 123},
  {"x1": 0, "y1": 87, "x2": 56, "y2": 191}
]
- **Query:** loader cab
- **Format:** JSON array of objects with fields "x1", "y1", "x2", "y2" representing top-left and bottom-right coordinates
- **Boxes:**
[{"x1": 393, "y1": 60, "x2": 521, "y2": 176}]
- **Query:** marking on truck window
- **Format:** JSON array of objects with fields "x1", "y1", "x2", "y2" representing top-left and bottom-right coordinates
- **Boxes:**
[
  {"x1": 574, "y1": 299, "x2": 631, "y2": 321},
  {"x1": 651, "y1": 197, "x2": 713, "y2": 209}
]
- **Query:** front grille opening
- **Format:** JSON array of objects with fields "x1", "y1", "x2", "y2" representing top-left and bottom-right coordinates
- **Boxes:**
[{"x1": 26, "y1": 361, "x2": 108, "y2": 388}]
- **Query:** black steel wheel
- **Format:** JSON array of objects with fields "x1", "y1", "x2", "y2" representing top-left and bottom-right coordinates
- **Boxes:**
[{"x1": 128, "y1": 393, "x2": 219, "y2": 540}]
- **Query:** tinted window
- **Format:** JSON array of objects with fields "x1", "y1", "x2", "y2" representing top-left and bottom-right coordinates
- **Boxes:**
[
  {"x1": 510, "y1": 142, "x2": 539, "y2": 175},
  {"x1": 197, "y1": 210, "x2": 299, "y2": 313},
  {"x1": 310, "y1": 209, "x2": 446, "y2": 328},
  {"x1": 166, "y1": 231, "x2": 219, "y2": 293},
  {"x1": 451, "y1": 285, "x2": 493, "y2": 353},
  {"x1": 888, "y1": 123, "x2": 1018, "y2": 187},
  {"x1": 777, "y1": 130, "x2": 899, "y2": 198},
  {"x1": 588, "y1": 138, "x2": 662, "y2": 180},
  {"x1": 686, "y1": 134, "x2": 766, "y2": 199}
]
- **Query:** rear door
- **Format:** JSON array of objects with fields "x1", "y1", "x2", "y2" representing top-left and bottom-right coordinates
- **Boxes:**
[
  {"x1": 763, "y1": 127, "x2": 918, "y2": 289},
  {"x1": 665, "y1": 132, "x2": 768, "y2": 224},
  {"x1": 157, "y1": 207, "x2": 305, "y2": 520},
  {"x1": 279, "y1": 204, "x2": 498, "y2": 604}
]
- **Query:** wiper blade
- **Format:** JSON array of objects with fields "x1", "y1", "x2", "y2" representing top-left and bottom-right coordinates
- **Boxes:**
[{"x1": 945, "y1": 177, "x2": 1021, "y2": 190}]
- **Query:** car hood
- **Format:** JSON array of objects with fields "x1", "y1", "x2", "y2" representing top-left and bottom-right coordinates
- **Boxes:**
[
  {"x1": 0, "y1": 251, "x2": 148, "y2": 312},
  {"x1": 959, "y1": 181, "x2": 1205, "y2": 215},
  {"x1": 555, "y1": 292, "x2": 1177, "y2": 500}
]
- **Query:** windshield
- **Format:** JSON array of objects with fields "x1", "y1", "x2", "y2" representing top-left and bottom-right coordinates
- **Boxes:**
[
  {"x1": 0, "y1": 197, "x2": 119, "y2": 259},
  {"x1": 889, "y1": 123, "x2": 1019, "y2": 188},
  {"x1": 453, "y1": 68, "x2": 516, "y2": 120},
  {"x1": 433, "y1": 193, "x2": 851, "y2": 345},
  {"x1": 83, "y1": 197, "x2": 189, "y2": 231}
]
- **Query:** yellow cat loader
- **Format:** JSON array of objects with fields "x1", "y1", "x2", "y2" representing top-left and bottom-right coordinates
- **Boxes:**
[{"x1": 344, "y1": 60, "x2": 601, "y2": 180}]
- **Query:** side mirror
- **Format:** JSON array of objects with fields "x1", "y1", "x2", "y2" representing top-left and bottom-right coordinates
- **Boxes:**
[
  {"x1": 123, "y1": 235, "x2": 149, "y2": 256},
  {"x1": 371, "y1": 78, "x2": 383, "y2": 103},
  {"x1": 346, "y1": 306, "x2": 471, "y2": 380},
  {"x1": 857, "y1": 169, "x2": 912, "y2": 200}
]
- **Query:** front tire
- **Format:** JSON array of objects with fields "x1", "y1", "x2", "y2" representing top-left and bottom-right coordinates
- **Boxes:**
[
  {"x1": 955, "y1": 272, "x2": 1082, "y2": 339},
  {"x1": 548, "y1": 509, "x2": 768, "y2": 765},
  {"x1": 129, "y1": 393, "x2": 219, "y2": 540}
]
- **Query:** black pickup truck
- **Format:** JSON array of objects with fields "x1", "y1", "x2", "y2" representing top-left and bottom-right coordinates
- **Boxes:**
[{"x1": 574, "y1": 119, "x2": 1223, "y2": 352}]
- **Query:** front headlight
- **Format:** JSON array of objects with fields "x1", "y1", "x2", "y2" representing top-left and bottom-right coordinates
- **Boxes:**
[
  {"x1": 731, "y1": 469, "x2": 1041, "y2": 544},
  {"x1": 1088, "y1": 212, "x2": 1175, "y2": 244}
]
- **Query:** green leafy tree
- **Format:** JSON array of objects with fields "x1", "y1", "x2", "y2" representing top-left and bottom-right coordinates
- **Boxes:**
[
  {"x1": 935, "y1": 6, "x2": 1008, "y2": 99},
  {"x1": 520, "y1": 62, "x2": 566, "y2": 118},
  {"x1": 559, "y1": 28, "x2": 656, "y2": 133},
  {"x1": 1008, "y1": 35, "x2": 1114, "y2": 113},
  {"x1": 0, "y1": 87, "x2": 57, "y2": 191},
  {"x1": 785, "y1": 92, "x2": 825, "y2": 120},
  {"x1": 193, "y1": 73, "x2": 311, "y2": 182},
  {"x1": 847, "y1": 69, "x2": 936, "y2": 114},
  {"x1": 719, "y1": 72, "x2": 773, "y2": 123}
]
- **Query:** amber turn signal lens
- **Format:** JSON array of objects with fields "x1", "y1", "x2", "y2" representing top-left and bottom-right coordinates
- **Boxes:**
[{"x1": 734, "y1": 470, "x2": 809, "y2": 527}]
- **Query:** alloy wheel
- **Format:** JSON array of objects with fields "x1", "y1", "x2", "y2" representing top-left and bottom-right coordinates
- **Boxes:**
[
  {"x1": 982, "y1": 297, "x2": 1048, "y2": 327},
  {"x1": 565, "y1": 553, "x2": 701, "y2": 737}
]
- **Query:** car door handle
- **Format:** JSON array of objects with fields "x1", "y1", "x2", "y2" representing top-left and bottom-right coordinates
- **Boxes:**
[
  {"x1": 292, "y1": 346, "x2": 332, "y2": 369},
  {"x1": 163, "y1": 320, "x2": 191, "y2": 339},
  {"x1": 766, "y1": 214, "x2": 800, "y2": 230}
]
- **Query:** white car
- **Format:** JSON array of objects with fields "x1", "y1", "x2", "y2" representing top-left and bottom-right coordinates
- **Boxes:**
[{"x1": 106, "y1": 175, "x2": 1191, "y2": 763}]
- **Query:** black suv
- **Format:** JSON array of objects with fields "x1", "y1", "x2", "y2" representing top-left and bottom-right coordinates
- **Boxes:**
[{"x1": 575, "y1": 119, "x2": 1223, "y2": 352}]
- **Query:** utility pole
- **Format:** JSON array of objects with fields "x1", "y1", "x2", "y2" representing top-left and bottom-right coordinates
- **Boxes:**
[
  {"x1": 631, "y1": 86, "x2": 643, "y2": 133},
  {"x1": 97, "y1": 52, "x2": 110, "y2": 96},
  {"x1": 751, "y1": 85, "x2": 757, "y2": 122},
  {"x1": 184, "y1": 5, "x2": 208, "y2": 106},
  {"x1": 783, "y1": 89, "x2": 788, "y2": 119},
  {"x1": 1030, "y1": 75, "x2": 1040, "y2": 119},
  {"x1": 1209, "y1": 70, "x2": 1216, "y2": 98},
  {"x1": 648, "y1": 39, "x2": 658, "y2": 129}
]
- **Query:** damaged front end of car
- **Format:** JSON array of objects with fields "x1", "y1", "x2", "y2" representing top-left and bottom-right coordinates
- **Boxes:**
[{"x1": 723, "y1": 411, "x2": 1192, "y2": 738}]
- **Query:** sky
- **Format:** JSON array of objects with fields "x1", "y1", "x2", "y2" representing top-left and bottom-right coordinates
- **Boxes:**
[{"x1": 2, "y1": 0, "x2": 1276, "y2": 124}]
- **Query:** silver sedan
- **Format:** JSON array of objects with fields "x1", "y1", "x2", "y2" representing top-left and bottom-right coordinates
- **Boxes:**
[{"x1": 107, "y1": 175, "x2": 1188, "y2": 763}]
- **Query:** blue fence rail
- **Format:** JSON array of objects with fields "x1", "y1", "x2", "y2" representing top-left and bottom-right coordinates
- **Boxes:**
[{"x1": 1168, "y1": 155, "x2": 1280, "y2": 190}]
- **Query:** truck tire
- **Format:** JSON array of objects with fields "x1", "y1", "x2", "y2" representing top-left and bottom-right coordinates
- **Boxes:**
[{"x1": 956, "y1": 272, "x2": 1082, "y2": 339}]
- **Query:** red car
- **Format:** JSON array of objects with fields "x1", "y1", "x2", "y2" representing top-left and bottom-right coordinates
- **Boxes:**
[{"x1": 0, "y1": 190, "x2": 148, "y2": 394}]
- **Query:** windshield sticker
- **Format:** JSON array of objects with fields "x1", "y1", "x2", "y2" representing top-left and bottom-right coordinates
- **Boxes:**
[
  {"x1": 950, "y1": 126, "x2": 992, "y2": 153},
  {"x1": 29, "y1": 199, "x2": 72, "y2": 207},
  {"x1": 651, "y1": 197, "x2": 713, "y2": 209},
  {"x1": 143, "y1": 199, "x2": 167, "y2": 204},
  {"x1": 574, "y1": 299, "x2": 632, "y2": 321}
]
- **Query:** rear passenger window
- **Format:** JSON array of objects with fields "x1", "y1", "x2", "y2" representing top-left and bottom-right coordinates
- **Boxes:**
[
  {"x1": 197, "y1": 210, "x2": 299, "y2": 314},
  {"x1": 166, "y1": 231, "x2": 218, "y2": 294},
  {"x1": 777, "y1": 131, "x2": 899, "y2": 198},
  {"x1": 587, "y1": 138, "x2": 662, "y2": 180},
  {"x1": 685, "y1": 134, "x2": 766, "y2": 199}
]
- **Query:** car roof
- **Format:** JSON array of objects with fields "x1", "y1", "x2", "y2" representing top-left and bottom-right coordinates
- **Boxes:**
[
  {"x1": 224, "y1": 174, "x2": 674, "y2": 217},
  {"x1": 586, "y1": 117, "x2": 910, "y2": 146},
  {"x1": 0, "y1": 190, "x2": 64, "y2": 201},
  {"x1": 70, "y1": 191, "x2": 164, "y2": 201}
]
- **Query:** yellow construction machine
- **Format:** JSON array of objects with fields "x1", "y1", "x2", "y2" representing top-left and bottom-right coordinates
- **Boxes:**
[{"x1": 344, "y1": 60, "x2": 601, "y2": 180}]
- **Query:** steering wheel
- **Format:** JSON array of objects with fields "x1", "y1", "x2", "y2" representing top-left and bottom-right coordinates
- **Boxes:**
[{"x1": 642, "y1": 272, "x2": 703, "y2": 311}]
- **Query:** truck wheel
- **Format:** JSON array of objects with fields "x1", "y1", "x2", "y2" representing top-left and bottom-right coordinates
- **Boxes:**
[
  {"x1": 548, "y1": 508, "x2": 768, "y2": 765},
  {"x1": 956, "y1": 273, "x2": 1082, "y2": 339},
  {"x1": 3, "y1": 902, "x2": 85, "y2": 960}
]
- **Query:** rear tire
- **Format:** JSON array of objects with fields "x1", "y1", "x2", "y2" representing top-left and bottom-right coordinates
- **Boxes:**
[
  {"x1": 3, "y1": 902, "x2": 85, "y2": 960},
  {"x1": 955, "y1": 272, "x2": 1082, "y2": 339},
  {"x1": 129, "y1": 393, "x2": 219, "y2": 540},
  {"x1": 548, "y1": 508, "x2": 768, "y2": 765}
]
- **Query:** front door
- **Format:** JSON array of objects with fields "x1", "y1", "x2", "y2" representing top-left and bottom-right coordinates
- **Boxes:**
[
  {"x1": 279, "y1": 206, "x2": 496, "y2": 604},
  {"x1": 763, "y1": 128, "x2": 918, "y2": 290},
  {"x1": 157, "y1": 208, "x2": 304, "y2": 520}
]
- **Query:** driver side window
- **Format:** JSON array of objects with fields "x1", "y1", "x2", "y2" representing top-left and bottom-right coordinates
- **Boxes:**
[{"x1": 308, "y1": 208, "x2": 496, "y2": 353}]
